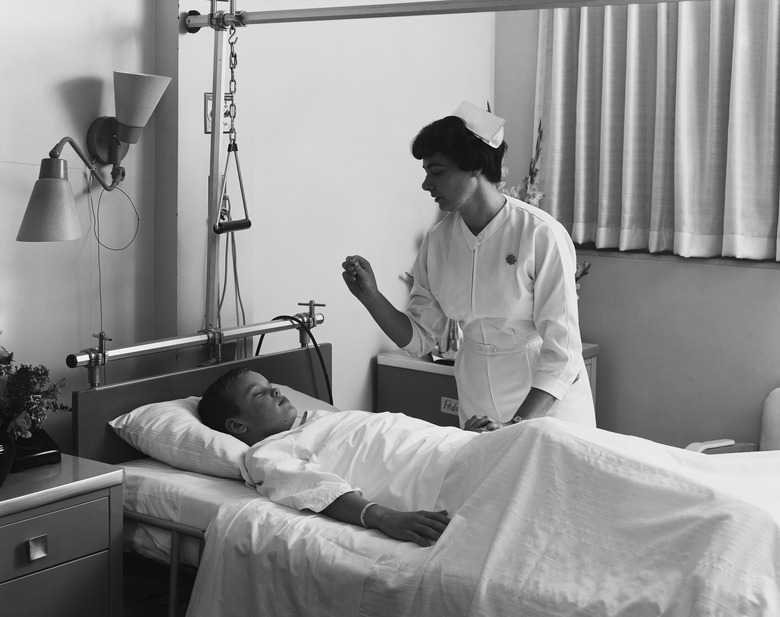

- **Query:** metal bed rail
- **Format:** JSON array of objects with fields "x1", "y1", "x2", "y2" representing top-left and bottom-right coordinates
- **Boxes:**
[
  {"x1": 66, "y1": 310, "x2": 324, "y2": 388},
  {"x1": 125, "y1": 510, "x2": 206, "y2": 617}
]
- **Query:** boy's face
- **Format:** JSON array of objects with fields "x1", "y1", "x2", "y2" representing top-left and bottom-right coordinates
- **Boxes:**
[{"x1": 229, "y1": 371, "x2": 298, "y2": 444}]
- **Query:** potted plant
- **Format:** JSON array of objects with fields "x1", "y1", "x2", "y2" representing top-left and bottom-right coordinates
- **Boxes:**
[{"x1": 0, "y1": 341, "x2": 69, "y2": 484}]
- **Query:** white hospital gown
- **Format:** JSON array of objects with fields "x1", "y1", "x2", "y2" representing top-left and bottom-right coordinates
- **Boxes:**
[
  {"x1": 242, "y1": 409, "x2": 474, "y2": 513},
  {"x1": 403, "y1": 196, "x2": 595, "y2": 426}
]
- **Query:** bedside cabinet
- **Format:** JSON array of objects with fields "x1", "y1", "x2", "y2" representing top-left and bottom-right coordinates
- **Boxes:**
[
  {"x1": 376, "y1": 343, "x2": 599, "y2": 427},
  {"x1": 0, "y1": 454, "x2": 124, "y2": 617}
]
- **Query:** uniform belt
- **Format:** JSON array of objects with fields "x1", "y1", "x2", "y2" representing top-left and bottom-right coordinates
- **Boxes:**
[{"x1": 463, "y1": 335, "x2": 542, "y2": 356}]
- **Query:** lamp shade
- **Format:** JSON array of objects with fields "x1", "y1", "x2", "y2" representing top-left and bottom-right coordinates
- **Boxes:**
[
  {"x1": 16, "y1": 158, "x2": 82, "y2": 242},
  {"x1": 114, "y1": 71, "x2": 171, "y2": 144}
]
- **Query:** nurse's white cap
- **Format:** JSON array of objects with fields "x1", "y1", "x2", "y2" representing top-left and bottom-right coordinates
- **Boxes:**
[{"x1": 452, "y1": 101, "x2": 505, "y2": 148}]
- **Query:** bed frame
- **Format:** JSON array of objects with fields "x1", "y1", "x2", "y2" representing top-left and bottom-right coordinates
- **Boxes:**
[{"x1": 71, "y1": 344, "x2": 333, "y2": 616}]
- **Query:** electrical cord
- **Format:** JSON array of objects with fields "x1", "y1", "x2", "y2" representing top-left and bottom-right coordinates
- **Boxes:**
[
  {"x1": 88, "y1": 171, "x2": 141, "y2": 385},
  {"x1": 255, "y1": 314, "x2": 333, "y2": 405}
]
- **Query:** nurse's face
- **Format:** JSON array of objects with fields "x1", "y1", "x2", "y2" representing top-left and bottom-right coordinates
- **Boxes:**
[
  {"x1": 421, "y1": 153, "x2": 480, "y2": 214},
  {"x1": 229, "y1": 371, "x2": 298, "y2": 444}
]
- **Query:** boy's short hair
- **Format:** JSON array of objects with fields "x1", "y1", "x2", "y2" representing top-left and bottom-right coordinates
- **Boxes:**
[
  {"x1": 198, "y1": 367, "x2": 251, "y2": 433},
  {"x1": 411, "y1": 115, "x2": 508, "y2": 183}
]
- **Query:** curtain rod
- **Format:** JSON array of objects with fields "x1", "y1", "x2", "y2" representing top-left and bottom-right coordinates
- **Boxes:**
[{"x1": 185, "y1": 0, "x2": 691, "y2": 29}]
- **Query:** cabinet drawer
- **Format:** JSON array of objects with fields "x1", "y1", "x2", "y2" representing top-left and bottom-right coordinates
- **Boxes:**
[
  {"x1": 0, "y1": 497, "x2": 109, "y2": 582},
  {"x1": 0, "y1": 551, "x2": 109, "y2": 617}
]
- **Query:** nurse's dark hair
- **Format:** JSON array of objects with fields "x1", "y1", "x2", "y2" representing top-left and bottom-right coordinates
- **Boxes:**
[
  {"x1": 411, "y1": 115, "x2": 508, "y2": 184},
  {"x1": 198, "y1": 367, "x2": 251, "y2": 433}
]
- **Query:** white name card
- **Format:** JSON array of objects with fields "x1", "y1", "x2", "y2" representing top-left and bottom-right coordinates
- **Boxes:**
[{"x1": 440, "y1": 397, "x2": 459, "y2": 416}]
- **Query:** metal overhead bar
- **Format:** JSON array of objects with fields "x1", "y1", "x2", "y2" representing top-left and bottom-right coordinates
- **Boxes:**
[{"x1": 185, "y1": 0, "x2": 692, "y2": 30}]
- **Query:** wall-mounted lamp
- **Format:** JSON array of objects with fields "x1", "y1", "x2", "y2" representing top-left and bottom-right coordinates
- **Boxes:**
[{"x1": 17, "y1": 71, "x2": 171, "y2": 242}]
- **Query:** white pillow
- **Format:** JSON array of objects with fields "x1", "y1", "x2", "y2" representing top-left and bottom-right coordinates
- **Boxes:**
[
  {"x1": 280, "y1": 384, "x2": 339, "y2": 414},
  {"x1": 108, "y1": 386, "x2": 338, "y2": 479},
  {"x1": 109, "y1": 396, "x2": 246, "y2": 479}
]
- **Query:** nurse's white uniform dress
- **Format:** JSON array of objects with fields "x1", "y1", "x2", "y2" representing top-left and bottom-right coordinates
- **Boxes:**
[{"x1": 403, "y1": 196, "x2": 596, "y2": 427}]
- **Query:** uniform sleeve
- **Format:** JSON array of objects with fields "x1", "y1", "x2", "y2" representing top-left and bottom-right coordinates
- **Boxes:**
[
  {"x1": 243, "y1": 438, "x2": 360, "y2": 513},
  {"x1": 530, "y1": 218, "x2": 584, "y2": 399},
  {"x1": 402, "y1": 232, "x2": 448, "y2": 357}
]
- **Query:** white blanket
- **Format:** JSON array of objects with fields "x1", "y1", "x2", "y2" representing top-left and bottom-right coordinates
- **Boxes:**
[
  {"x1": 187, "y1": 416, "x2": 780, "y2": 617},
  {"x1": 241, "y1": 409, "x2": 473, "y2": 512}
]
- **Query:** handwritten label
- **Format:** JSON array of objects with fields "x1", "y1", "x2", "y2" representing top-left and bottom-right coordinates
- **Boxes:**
[{"x1": 440, "y1": 397, "x2": 459, "y2": 416}]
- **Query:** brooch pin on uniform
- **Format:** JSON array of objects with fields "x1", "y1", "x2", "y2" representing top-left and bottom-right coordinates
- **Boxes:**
[{"x1": 506, "y1": 254, "x2": 517, "y2": 265}]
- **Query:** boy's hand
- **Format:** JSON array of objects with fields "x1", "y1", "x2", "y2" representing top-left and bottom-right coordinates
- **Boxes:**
[
  {"x1": 366, "y1": 505, "x2": 450, "y2": 547},
  {"x1": 464, "y1": 414, "x2": 501, "y2": 432}
]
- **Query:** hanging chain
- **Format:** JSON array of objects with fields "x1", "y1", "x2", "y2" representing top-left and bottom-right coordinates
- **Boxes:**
[
  {"x1": 214, "y1": 21, "x2": 251, "y2": 236},
  {"x1": 227, "y1": 25, "x2": 238, "y2": 146}
]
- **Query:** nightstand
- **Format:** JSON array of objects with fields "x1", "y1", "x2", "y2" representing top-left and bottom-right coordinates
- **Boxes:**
[
  {"x1": 0, "y1": 454, "x2": 124, "y2": 617},
  {"x1": 376, "y1": 343, "x2": 599, "y2": 427}
]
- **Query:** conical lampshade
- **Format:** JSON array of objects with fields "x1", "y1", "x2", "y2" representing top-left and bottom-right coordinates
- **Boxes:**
[
  {"x1": 114, "y1": 71, "x2": 171, "y2": 144},
  {"x1": 16, "y1": 158, "x2": 82, "y2": 242}
]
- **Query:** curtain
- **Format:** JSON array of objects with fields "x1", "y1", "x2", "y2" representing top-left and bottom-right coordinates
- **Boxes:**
[{"x1": 532, "y1": 0, "x2": 780, "y2": 260}]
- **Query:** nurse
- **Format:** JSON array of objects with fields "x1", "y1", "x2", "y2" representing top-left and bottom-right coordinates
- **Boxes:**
[{"x1": 342, "y1": 102, "x2": 595, "y2": 431}]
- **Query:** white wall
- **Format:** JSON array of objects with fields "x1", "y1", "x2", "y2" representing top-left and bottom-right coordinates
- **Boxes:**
[
  {"x1": 8, "y1": 1, "x2": 772, "y2": 454},
  {"x1": 1, "y1": 1, "x2": 498, "y2": 451},
  {"x1": 176, "y1": 11, "x2": 497, "y2": 410},
  {"x1": 0, "y1": 1, "x2": 165, "y2": 451}
]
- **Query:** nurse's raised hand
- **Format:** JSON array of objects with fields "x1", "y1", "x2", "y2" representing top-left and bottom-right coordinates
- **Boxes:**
[
  {"x1": 342, "y1": 255, "x2": 415, "y2": 349},
  {"x1": 342, "y1": 255, "x2": 379, "y2": 301}
]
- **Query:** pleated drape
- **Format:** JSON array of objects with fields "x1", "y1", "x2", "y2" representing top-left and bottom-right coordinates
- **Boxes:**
[{"x1": 531, "y1": 0, "x2": 780, "y2": 260}]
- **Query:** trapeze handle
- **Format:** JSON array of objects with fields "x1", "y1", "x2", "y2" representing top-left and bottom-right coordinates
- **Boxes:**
[{"x1": 213, "y1": 219, "x2": 252, "y2": 234}]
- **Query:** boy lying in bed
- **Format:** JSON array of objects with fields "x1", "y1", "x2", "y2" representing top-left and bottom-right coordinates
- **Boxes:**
[{"x1": 199, "y1": 367, "x2": 491, "y2": 548}]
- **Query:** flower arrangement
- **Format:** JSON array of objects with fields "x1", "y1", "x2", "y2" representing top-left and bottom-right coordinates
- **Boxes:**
[
  {"x1": 575, "y1": 260, "x2": 592, "y2": 298},
  {"x1": 0, "y1": 340, "x2": 69, "y2": 440},
  {"x1": 575, "y1": 261, "x2": 591, "y2": 283},
  {"x1": 500, "y1": 119, "x2": 545, "y2": 207},
  {"x1": 497, "y1": 118, "x2": 593, "y2": 294}
]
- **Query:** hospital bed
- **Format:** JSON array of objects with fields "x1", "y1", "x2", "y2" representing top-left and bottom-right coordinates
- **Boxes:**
[{"x1": 72, "y1": 344, "x2": 780, "y2": 617}]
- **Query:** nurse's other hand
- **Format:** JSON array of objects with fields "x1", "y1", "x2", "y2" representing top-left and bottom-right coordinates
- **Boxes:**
[
  {"x1": 464, "y1": 415, "x2": 501, "y2": 433},
  {"x1": 342, "y1": 255, "x2": 379, "y2": 299}
]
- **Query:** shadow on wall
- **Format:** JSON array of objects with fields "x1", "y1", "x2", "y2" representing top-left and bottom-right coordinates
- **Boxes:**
[{"x1": 58, "y1": 78, "x2": 105, "y2": 133}]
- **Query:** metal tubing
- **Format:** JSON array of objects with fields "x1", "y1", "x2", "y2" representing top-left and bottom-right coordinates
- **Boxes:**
[
  {"x1": 49, "y1": 136, "x2": 120, "y2": 192},
  {"x1": 65, "y1": 314, "x2": 324, "y2": 369},
  {"x1": 205, "y1": 25, "x2": 229, "y2": 329},
  {"x1": 185, "y1": 0, "x2": 687, "y2": 29}
]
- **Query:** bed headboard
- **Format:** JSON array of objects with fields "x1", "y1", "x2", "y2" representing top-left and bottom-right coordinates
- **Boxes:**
[{"x1": 72, "y1": 344, "x2": 332, "y2": 464}]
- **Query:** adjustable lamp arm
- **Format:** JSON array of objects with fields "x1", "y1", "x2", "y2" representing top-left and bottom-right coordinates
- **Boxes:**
[{"x1": 49, "y1": 135, "x2": 125, "y2": 191}]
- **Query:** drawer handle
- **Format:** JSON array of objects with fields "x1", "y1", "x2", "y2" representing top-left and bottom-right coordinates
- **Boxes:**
[{"x1": 27, "y1": 534, "x2": 48, "y2": 561}]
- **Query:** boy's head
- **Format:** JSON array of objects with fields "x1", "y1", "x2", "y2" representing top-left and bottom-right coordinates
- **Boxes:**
[{"x1": 198, "y1": 368, "x2": 298, "y2": 445}]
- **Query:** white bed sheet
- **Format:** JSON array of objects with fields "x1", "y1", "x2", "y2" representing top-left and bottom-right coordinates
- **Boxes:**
[
  {"x1": 187, "y1": 417, "x2": 780, "y2": 617},
  {"x1": 122, "y1": 459, "x2": 257, "y2": 565}
]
